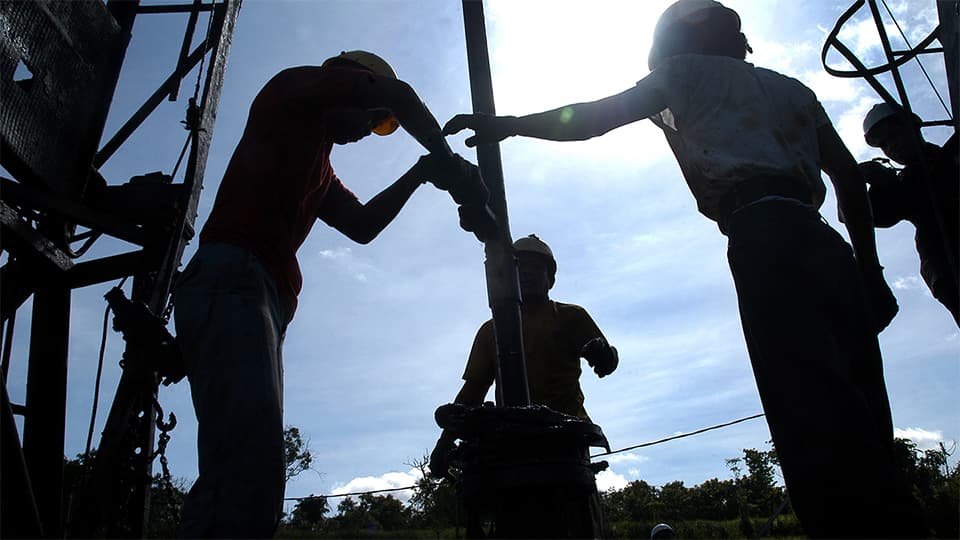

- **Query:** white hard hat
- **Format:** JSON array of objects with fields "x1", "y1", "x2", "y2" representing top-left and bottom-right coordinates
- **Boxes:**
[
  {"x1": 649, "y1": 0, "x2": 741, "y2": 69},
  {"x1": 651, "y1": 523, "x2": 675, "y2": 539},
  {"x1": 863, "y1": 102, "x2": 921, "y2": 146}
]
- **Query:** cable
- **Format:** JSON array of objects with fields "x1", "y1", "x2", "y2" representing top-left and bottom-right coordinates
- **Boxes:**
[
  {"x1": 880, "y1": 0, "x2": 951, "y2": 119},
  {"x1": 83, "y1": 276, "x2": 129, "y2": 459},
  {"x1": 284, "y1": 412, "x2": 767, "y2": 502},
  {"x1": 591, "y1": 413, "x2": 766, "y2": 458},
  {"x1": 285, "y1": 484, "x2": 426, "y2": 502},
  {"x1": 83, "y1": 304, "x2": 111, "y2": 459}
]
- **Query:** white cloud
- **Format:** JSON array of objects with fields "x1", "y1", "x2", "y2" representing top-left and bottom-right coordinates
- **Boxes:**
[
  {"x1": 595, "y1": 468, "x2": 629, "y2": 492},
  {"x1": 892, "y1": 275, "x2": 923, "y2": 291},
  {"x1": 313, "y1": 246, "x2": 375, "y2": 282},
  {"x1": 330, "y1": 468, "x2": 422, "y2": 505},
  {"x1": 894, "y1": 427, "x2": 945, "y2": 451}
]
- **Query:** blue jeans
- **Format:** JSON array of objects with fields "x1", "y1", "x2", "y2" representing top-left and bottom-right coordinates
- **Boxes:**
[
  {"x1": 174, "y1": 243, "x2": 291, "y2": 538},
  {"x1": 726, "y1": 199, "x2": 925, "y2": 538}
]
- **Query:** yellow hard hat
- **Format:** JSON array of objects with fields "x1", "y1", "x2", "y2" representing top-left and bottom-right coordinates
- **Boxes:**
[{"x1": 324, "y1": 50, "x2": 400, "y2": 136}]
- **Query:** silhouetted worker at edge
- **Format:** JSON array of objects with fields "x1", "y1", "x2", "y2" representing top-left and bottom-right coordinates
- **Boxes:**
[
  {"x1": 859, "y1": 102, "x2": 959, "y2": 325},
  {"x1": 429, "y1": 234, "x2": 618, "y2": 479},
  {"x1": 174, "y1": 50, "x2": 476, "y2": 538},
  {"x1": 443, "y1": 1, "x2": 927, "y2": 537}
]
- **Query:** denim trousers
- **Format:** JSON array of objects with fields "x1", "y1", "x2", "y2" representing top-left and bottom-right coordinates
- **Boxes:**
[
  {"x1": 725, "y1": 199, "x2": 926, "y2": 538},
  {"x1": 174, "y1": 243, "x2": 291, "y2": 538}
]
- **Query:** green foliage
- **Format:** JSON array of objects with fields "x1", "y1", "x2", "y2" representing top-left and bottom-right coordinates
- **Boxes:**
[
  {"x1": 406, "y1": 456, "x2": 459, "y2": 537},
  {"x1": 288, "y1": 495, "x2": 329, "y2": 531},
  {"x1": 891, "y1": 438, "x2": 960, "y2": 538},
  {"x1": 284, "y1": 425, "x2": 313, "y2": 481},
  {"x1": 146, "y1": 474, "x2": 189, "y2": 538}
]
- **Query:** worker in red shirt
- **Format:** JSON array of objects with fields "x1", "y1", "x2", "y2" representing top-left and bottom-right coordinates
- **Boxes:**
[{"x1": 173, "y1": 50, "x2": 474, "y2": 538}]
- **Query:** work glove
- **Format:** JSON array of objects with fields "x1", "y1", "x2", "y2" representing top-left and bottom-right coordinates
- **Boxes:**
[
  {"x1": 857, "y1": 159, "x2": 899, "y2": 189},
  {"x1": 580, "y1": 337, "x2": 619, "y2": 378},
  {"x1": 423, "y1": 153, "x2": 489, "y2": 207},
  {"x1": 458, "y1": 204, "x2": 499, "y2": 243},
  {"x1": 861, "y1": 265, "x2": 899, "y2": 334},
  {"x1": 429, "y1": 435, "x2": 457, "y2": 481}
]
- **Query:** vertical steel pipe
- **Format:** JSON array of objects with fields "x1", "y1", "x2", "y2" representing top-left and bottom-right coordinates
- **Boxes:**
[{"x1": 461, "y1": 0, "x2": 530, "y2": 406}]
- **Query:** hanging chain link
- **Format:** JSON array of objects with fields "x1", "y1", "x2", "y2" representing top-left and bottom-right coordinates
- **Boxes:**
[{"x1": 152, "y1": 397, "x2": 181, "y2": 525}]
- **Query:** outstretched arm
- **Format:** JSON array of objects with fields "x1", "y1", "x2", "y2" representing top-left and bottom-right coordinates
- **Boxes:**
[
  {"x1": 443, "y1": 82, "x2": 667, "y2": 147},
  {"x1": 818, "y1": 123, "x2": 898, "y2": 332}
]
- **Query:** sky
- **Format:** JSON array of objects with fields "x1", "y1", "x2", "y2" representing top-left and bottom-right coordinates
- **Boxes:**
[{"x1": 4, "y1": 0, "x2": 958, "y2": 516}]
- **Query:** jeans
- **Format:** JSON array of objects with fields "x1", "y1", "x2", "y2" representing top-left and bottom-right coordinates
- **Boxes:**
[
  {"x1": 726, "y1": 199, "x2": 926, "y2": 538},
  {"x1": 174, "y1": 243, "x2": 291, "y2": 538}
]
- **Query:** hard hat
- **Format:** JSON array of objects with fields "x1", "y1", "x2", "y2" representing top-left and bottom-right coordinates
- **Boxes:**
[
  {"x1": 513, "y1": 234, "x2": 557, "y2": 274},
  {"x1": 324, "y1": 50, "x2": 400, "y2": 136},
  {"x1": 648, "y1": 0, "x2": 741, "y2": 69},
  {"x1": 650, "y1": 523, "x2": 675, "y2": 539},
  {"x1": 863, "y1": 102, "x2": 921, "y2": 146},
  {"x1": 329, "y1": 50, "x2": 397, "y2": 79}
]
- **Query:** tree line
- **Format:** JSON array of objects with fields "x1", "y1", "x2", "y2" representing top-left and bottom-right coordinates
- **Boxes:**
[
  {"x1": 273, "y1": 437, "x2": 958, "y2": 539},
  {"x1": 62, "y1": 431, "x2": 959, "y2": 538}
]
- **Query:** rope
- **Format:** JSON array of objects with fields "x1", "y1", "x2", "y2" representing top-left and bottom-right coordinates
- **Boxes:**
[{"x1": 284, "y1": 412, "x2": 767, "y2": 502}]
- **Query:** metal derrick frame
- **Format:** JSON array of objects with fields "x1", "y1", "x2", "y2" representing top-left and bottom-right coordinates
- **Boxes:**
[
  {"x1": 822, "y1": 0, "x2": 959, "y2": 306},
  {"x1": 0, "y1": 0, "x2": 240, "y2": 537}
]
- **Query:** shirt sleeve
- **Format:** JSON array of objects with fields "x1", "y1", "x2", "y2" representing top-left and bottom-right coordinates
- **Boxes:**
[
  {"x1": 462, "y1": 320, "x2": 496, "y2": 385},
  {"x1": 563, "y1": 304, "x2": 605, "y2": 351}
]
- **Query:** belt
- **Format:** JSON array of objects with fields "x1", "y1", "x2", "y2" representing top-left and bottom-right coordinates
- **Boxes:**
[{"x1": 718, "y1": 175, "x2": 813, "y2": 233}]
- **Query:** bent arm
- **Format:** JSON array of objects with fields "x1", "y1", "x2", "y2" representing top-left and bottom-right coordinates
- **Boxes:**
[{"x1": 321, "y1": 165, "x2": 424, "y2": 245}]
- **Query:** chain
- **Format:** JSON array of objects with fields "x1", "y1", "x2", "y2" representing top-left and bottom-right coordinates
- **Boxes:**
[{"x1": 152, "y1": 397, "x2": 181, "y2": 526}]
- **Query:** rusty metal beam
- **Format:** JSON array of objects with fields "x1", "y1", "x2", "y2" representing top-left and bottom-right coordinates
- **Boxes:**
[
  {"x1": 94, "y1": 34, "x2": 213, "y2": 168},
  {"x1": 22, "y1": 283, "x2": 71, "y2": 538},
  {"x1": 1, "y1": 259, "x2": 36, "y2": 326},
  {"x1": 0, "y1": 201, "x2": 74, "y2": 274},
  {"x1": 66, "y1": 250, "x2": 154, "y2": 290},
  {"x1": 1, "y1": 179, "x2": 148, "y2": 246},
  {"x1": 1, "y1": 376, "x2": 44, "y2": 538}
]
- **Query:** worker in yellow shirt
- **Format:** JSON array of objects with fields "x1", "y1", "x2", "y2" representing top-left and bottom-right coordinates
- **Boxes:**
[{"x1": 430, "y1": 234, "x2": 618, "y2": 477}]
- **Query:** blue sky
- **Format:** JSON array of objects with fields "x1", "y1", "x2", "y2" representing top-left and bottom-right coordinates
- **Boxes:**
[{"x1": 4, "y1": 0, "x2": 957, "y2": 513}]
